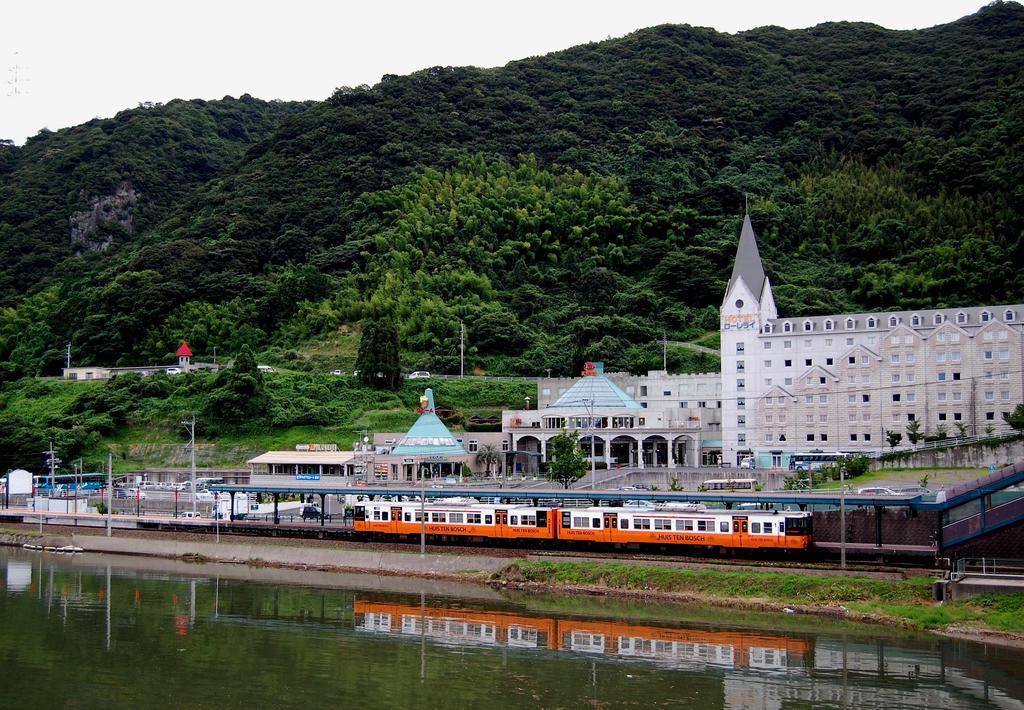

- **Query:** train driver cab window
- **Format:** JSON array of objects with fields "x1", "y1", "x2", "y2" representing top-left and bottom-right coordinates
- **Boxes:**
[
  {"x1": 751, "y1": 522, "x2": 761, "y2": 533},
  {"x1": 720, "y1": 521, "x2": 730, "y2": 533}
]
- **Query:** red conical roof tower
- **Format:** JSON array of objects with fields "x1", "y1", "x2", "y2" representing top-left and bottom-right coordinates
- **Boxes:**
[{"x1": 176, "y1": 342, "x2": 193, "y2": 358}]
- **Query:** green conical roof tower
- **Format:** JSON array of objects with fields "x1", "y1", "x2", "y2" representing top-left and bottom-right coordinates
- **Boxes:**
[{"x1": 390, "y1": 388, "x2": 467, "y2": 456}]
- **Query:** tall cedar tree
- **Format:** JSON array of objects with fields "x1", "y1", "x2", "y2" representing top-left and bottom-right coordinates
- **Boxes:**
[
  {"x1": 356, "y1": 314, "x2": 402, "y2": 389},
  {"x1": 546, "y1": 430, "x2": 587, "y2": 489}
]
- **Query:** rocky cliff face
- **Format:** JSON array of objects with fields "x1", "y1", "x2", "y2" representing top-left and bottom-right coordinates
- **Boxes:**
[{"x1": 69, "y1": 181, "x2": 139, "y2": 252}]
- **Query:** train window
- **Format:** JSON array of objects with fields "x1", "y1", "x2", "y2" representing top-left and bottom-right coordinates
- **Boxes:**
[
  {"x1": 485, "y1": 515, "x2": 493, "y2": 525},
  {"x1": 449, "y1": 513, "x2": 464, "y2": 524},
  {"x1": 635, "y1": 518, "x2": 652, "y2": 530},
  {"x1": 404, "y1": 513, "x2": 412, "y2": 522},
  {"x1": 721, "y1": 522, "x2": 730, "y2": 533},
  {"x1": 510, "y1": 516, "x2": 518, "y2": 525},
  {"x1": 620, "y1": 519, "x2": 629, "y2": 529},
  {"x1": 751, "y1": 522, "x2": 761, "y2": 534},
  {"x1": 382, "y1": 512, "x2": 389, "y2": 521},
  {"x1": 431, "y1": 513, "x2": 445, "y2": 523},
  {"x1": 573, "y1": 517, "x2": 589, "y2": 528},
  {"x1": 523, "y1": 515, "x2": 537, "y2": 526},
  {"x1": 415, "y1": 511, "x2": 423, "y2": 522},
  {"x1": 562, "y1": 512, "x2": 571, "y2": 527},
  {"x1": 654, "y1": 519, "x2": 671, "y2": 531},
  {"x1": 592, "y1": 518, "x2": 601, "y2": 528},
  {"x1": 467, "y1": 513, "x2": 481, "y2": 524},
  {"x1": 676, "y1": 520, "x2": 693, "y2": 531},
  {"x1": 696, "y1": 520, "x2": 710, "y2": 532},
  {"x1": 763, "y1": 522, "x2": 773, "y2": 534},
  {"x1": 537, "y1": 510, "x2": 547, "y2": 527}
]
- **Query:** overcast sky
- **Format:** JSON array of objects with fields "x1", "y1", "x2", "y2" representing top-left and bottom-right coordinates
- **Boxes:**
[{"x1": 1, "y1": 0, "x2": 989, "y2": 145}]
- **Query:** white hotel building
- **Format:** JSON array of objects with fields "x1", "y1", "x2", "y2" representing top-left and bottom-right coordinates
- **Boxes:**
[{"x1": 721, "y1": 216, "x2": 1024, "y2": 468}]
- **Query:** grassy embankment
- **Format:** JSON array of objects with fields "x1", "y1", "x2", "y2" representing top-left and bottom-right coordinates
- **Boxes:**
[
  {"x1": 3, "y1": 374, "x2": 533, "y2": 472},
  {"x1": 499, "y1": 561, "x2": 1024, "y2": 634}
]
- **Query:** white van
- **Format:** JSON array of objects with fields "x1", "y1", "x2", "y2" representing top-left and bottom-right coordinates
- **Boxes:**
[
  {"x1": 739, "y1": 456, "x2": 755, "y2": 469},
  {"x1": 178, "y1": 511, "x2": 203, "y2": 520},
  {"x1": 256, "y1": 365, "x2": 274, "y2": 373}
]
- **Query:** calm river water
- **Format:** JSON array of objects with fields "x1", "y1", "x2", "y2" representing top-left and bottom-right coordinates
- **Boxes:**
[{"x1": 1, "y1": 548, "x2": 1022, "y2": 709}]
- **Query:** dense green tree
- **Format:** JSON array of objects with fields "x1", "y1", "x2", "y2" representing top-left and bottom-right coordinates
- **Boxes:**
[
  {"x1": 545, "y1": 430, "x2": 587, "y2": 489},
  {"x1": 356, "y1": 313, "x2": 401, "y2": 389},
  {"x1": 1003, "y1": 404, "x2": 1024, "y2": 432},
  {"x1": 205, "y1": 345, "x2": 269, "y2": 425}
]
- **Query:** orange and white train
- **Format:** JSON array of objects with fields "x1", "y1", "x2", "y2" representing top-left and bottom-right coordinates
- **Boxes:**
[{"x1": 353, "y1": 499, "x2": 812, "y2": 551}]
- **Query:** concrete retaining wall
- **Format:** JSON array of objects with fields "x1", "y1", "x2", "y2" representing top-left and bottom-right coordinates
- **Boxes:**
[
  {"x1": 874, "y1": 438, "x2": 1024, "y2": 470},
  {"x1": 71, "y1": 534, "x2": 510, "y2": 576}
]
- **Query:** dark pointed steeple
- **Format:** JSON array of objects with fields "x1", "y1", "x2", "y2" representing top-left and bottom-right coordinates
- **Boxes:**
[{"x1": 726, "y1": 214, "x2": 767, "y2": 302}]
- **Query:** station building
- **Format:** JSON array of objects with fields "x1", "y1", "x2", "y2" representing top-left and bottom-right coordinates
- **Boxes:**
[
  {"x1": 501, "y1": 362, "x2": 723, "y2": 473},
  {"x1": 720, "y1": 216, "x2": 1024, "y2": 468}
]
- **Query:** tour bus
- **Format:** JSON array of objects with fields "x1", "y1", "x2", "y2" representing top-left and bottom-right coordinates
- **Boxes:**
[
  {"x1": 701, "y1": 478, "x2": 758, "y2": 491},
  {"x1": 788, "y1": 451, "x2": 849, "y2": 472}
]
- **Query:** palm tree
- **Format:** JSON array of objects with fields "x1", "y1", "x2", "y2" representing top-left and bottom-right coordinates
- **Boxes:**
[{"x1": 476, "y1": 443, "x2": 501, "y2": 480}]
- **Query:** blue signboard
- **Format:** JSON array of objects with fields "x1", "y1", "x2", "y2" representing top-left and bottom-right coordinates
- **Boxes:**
[{"x1": 295, "y1": 473, "x2": 321, "y2": 481}]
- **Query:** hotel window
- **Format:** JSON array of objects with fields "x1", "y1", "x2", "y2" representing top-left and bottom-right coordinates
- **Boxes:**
[
  {"x1": 736, "y1": 342, "x2": 745, "y2": 353},
  {"x1": 736, "y1": 361, "x2": 744, "y2": 372},
  {"x1": 864, "y1": 433, "x2": 872, "y2": 442},
  {"x1": 886, "y1": 317, "x2": 896, "y2": 327},
  {"x1": 938, "y1": 392, "x2": 947, "y2": 401},
  {"x1": 764, "y1": 360, "x2": 772, "y2": 368},
  {"x1": 806, "y1": 414, "x2": 814, "y2": 424},
  {"x1": 764, "y1": 433, "x2": 774, "y2": 443},
  {"x1": 820, "y1": 434, "x2": 828, "y2": 442},
  {"x1": 803, "y1": 321, "x2": 813, "y2": 332},
  {"x1": 933, "y1": 313, "x2": 943, "y2": 325},
  {"x1": 1001, "y1": 371, "x2": 1010, "y2": 380},
  {"x1": 862, "y1": 394, "x2": 870, "y2": 403},
  {"x1": 826, "y1": 357, "x2": 834, "y2": 366},
  {"x1": 819, "y1": 413, "x2": 828, "y2": 423},
  {"x1": 680, "y1": 400, "x2": 689, "y2": 408},
  {"x1": 939, "y1": 413, "x2": 947, "y2": 421},
  {"x1": 999, "y1": 349, "x2": 1010, "y2": 361},
  {"x1": 906, "y1": 373, "x2": 915, "y2": 383},
  {"x1": 825, "y1": 320, "x2": 834, "y2": 331},
  {"x1": 891, "y1": 353, "x2": 900, "y2": 363},
  {"x1": 736, "y1": 379, "x2": 744, "y2": 390},
  {"x1": 999, "y1": 331, "x2": 1009, "y2": 340},
  {"x1": 1005, "y1": 310, "x2": 1015, "y2": 322},
  {"x1": 905, "y1": 353, "x2": 915, "y2": 363},
  {"x1": 846, "y1": 337, "x2": 854, "y2": 346},
  {"x1": 953, "y1": 372, "x2": 961, "y2": 381},
  {"x1": 954, "y1": 412, "x2": 962, "y2": 421},
  {"x1": 848, "y1": 394, "x2": 856, "y2": 403},
  {"x1": 892, "y1": 374, "x2": 900, "y2": 383},
  {"x1": 868, "y1": 318, "x2": 878, "y2": 328},
  {"x1": 784, "y1": 377, "x2": 793, "y2": 385},
  {"x1": 860, "y1": 356, "x2": 869, "y2": 365},
  {"x1": 937, "y1": 332, "x2": 946, "y2": 343},
  {"x1": 848, "y1": 356, "x2": 856, "y2": 365},
  {"x1": 819, "y1": 377, "x2": 826, "y2": 385},
  {"x1": 804, "y1": 339, "x2": 812, "y2": 347},
  {"x1": 908, "y1": 413, "x2": 916, "y2": 421},
  {"x1": 938, "y1": 372, "x2": 947, "y2": 381},
  {"x1": 957, "y1": 312, "x2": 967, "y2": 324},
  {"x1": 892, "y1": 393, "x2": 901, "y2": 402},
  {"x1": 501, "y1": 440, "x2": 510, "y2": 452},
  {"x1": 764, "y1": 378, "x2": 773, "y2": 386},
  {"x1": 1002, "y1": 391, "x2": 1011, "y2": 400},
  {"x1": 985, "y1": 391, "x2": 994, "y2": 401},
  {"x1": 737, "y1": 434, "x2": 746, "y2": 444},
  {"x1": 763, "y1": 341, "x2": 772, "y2": 350},
  {"x1": 907, "y1": 393, "x2": 916, "y2": 402},
  {"x1": 820, "y1": 394, "x2": 829, "y2": 403},
  {"x1": 986, "y1": 412, "x2": 995, "y2": 420},
  {"x1": 737, "y1": 416, "x2": 745, "y2": 427},
  {"x1": 784, "y1": 340, "x2": 792, "y2": 349},
  {"x1": 850, "y1": 434, "x2": 858, "y2": 441},
  {"x1": 951, "y1": 351, "x2": 961, "y2": 362},
  {"x1": 805, "y1": 358, "x2": 812, "y2": 367},
  {"x1": 981, "y1": 311, "x2": 991, "y2": 322},
  {"x1": 953, "y1": 392, "x2": 962, "y2": 401},
  {"x1": 785, "y1": 359, "x2": 792, "y2": 367},
  {"x1": 825, "y1": 338, "x2": 833, "y2": 346},
  {"x1": 783, "y1": 321, "x2": 792, "y2": 333},
  {"x1": 468, "y1": 440, "x2": 479, "y2": 453},
  {"x1": 737, "y1": 398, "x2": 745, "y2": 409},
  {"x1": 912, "y1": 314, "x2": 921, "y2": 326},
  {"x1": 806, "y1": 433, "x2": 814, "y2": 442},
  {"x1": 936, "y1": 352, "x2": 946, "y2": 363},
  {"x1": 845, "y1": 318, "x2": 855, "y2": 329},
  {"x1": 984, "y1": 350, "x2": 994, "y2": 360},
  {"x1": 804, "y1": 395, "x2": 814, "y2": 404}
]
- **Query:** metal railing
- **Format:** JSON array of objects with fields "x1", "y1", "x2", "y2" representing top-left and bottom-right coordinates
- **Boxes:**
[{"x1": 951, "y1": 557, "x2": 1024, "y2": 581}]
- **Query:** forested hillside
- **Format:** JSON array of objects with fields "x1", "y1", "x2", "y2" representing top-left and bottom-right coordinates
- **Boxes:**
[{"x1": 1, "y1": 2, "x2": 1022, "y2": 379}]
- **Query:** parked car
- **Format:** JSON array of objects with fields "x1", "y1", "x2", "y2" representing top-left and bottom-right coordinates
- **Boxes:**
[
  {"x1": 115, "y1": 488, "x2": 146, "y2": 499},
  {"x1": 895, "y1": 486, "x2": 932, "y2": 495},
  {"x1": 856, "y1": 487, "x2": 898, "y2": 496},
  {"x1": 301, "y1": 505, "x2": 322, "y2": 521},
  {"x1": 330, "y1": 370, "x2": 345, "y2": 376},
  {"x1": 165, "y1": 367, "x2": 181, "y2": 375},
  {"x1": 256, "y1": 365, "x2": 274, "y2": 373},
  {"x1": 195, "y1": 490, "x2": 215, "y2": 501},
  {"x1": 408, "y1": 371, "x2": 431, "y2": 379},
  {"x1": 178, "y1": 511, "x2": 203, "y2": 520}
]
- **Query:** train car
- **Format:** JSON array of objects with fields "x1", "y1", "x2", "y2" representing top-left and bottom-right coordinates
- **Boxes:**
[
  {"x1": 354, "y1": 601, "x2": 559, "y2": 650},
  {"x1": 353, "y1": 499, "x2": 557, "y2": 541},
  {"x1": 555, "y1": 505, "x2": 812, "y2": 550}
]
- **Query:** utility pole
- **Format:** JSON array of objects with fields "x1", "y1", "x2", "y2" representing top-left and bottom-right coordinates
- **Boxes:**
[
  {"x1": 662, "y1": 333, "x2": 668, "y2": 371},
  {"x1": 106, "y1": 452, "x2": 112, "y2": 537},
  {"x1": 419, "y1": 461, "x2": 426, "y2": 556},
  {"x1": 460, "y1": 321, "x2": 465, "y2": 379},
  {"x1": 183, "y1": 416, "x2": 196, "y2": 512},
  {"x1": 65, "y1": 342, "x2": 71, "y2": 370},
  {"x1": 212, "y1": 346, "x2": 217, "y2": 367},
  {"x1": 840, "y1": 464, "x2": 847, "y2": 570},
  {"x1": 46, "y1": 440, "x2": 59, "y2": 489}
]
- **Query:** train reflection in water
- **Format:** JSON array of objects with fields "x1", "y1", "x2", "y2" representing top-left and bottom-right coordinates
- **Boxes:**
[{"x1": 354, "y1": 601, "x2": 809, "y2": 672}]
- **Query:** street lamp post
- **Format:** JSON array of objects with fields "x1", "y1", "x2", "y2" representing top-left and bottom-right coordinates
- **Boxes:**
[
  {"x1": 583, "y1": 398, "x2": 596, "y2": 490},
  {"x1": 840, "y1": 464, "x2": 847, "y2": 570}
]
